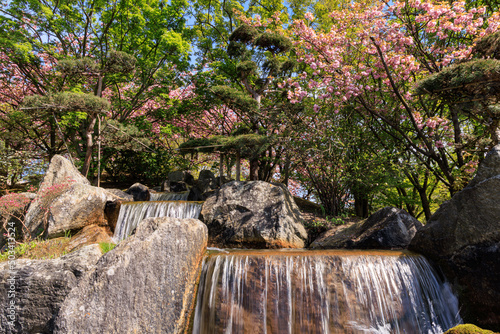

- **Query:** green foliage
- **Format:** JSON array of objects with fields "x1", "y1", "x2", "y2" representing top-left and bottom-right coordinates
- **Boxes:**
[
  {"x1": 99, "y1": 242, "x2": 116, "y2": 254},
  {"x1": 0, "y1": 140, "x2": 44, "y2": 192},
  {"x1": 415, "y1": 59, "x2": 500, "y2": 98},
  {"x1": 0, "y1": 240, "x2": 37, "y2": 261},
  {"x1": 212, "y1": 85, "x2": 259, "y2": 112},
  {"x1": 474, "y1": 30, "x2": 500, "y2": 59},
  {"x1": 326, "y1": 216, "x2": 346, "y2": 226},
  {"x1": 236, "y1": 60, "x2": 258, "y2": 77},
  {"x1": 0, "y1": 0, "x2": 191, "y2": 178},
  {"x1": 103, "y1": 50, "x2": 137, "y2": 74},
  {"x1": 180, "y1": 133, "x2": 271, "y2": 159},
  {"x1": 229, "y1": 24, "x2": 259, "y2": 44},
  {"x1": 103, "y1": 148, "x2": 179, "y2": 186},
  {"x1": 0, "y1": 236, "x2": 71, "y2": 261},
  {"x1": 254, "y1": 32, "x2": 292, "y2": 53},
  {"x1": 303, "y1": 219, "x2": 329, "y2": 235},
  {"x1": 23, "y1": 92, "x2": 111, "y2": 114},
  {"x1": 57, "y1": 57, "x2": 99, "y2": 75}
]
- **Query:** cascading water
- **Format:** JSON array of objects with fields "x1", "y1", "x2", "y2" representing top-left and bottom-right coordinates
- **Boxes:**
[
  {"x1": 113, "y1": 201, "x2": 203, "y2": 242},
  {"x1": 192, "y1": 249, "x2": 462, "y2": 334},
  {"x1": 150, "y1": 191, "x2": 190, "y2": 201}
]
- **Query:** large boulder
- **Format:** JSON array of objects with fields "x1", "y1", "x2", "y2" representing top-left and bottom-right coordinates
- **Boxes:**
[
  {"x1": 45, "y1": 183, "x2": 119, "y2": 238},
  {"x1": 125, "y1": 182, "x2": 150, "y2": 201},
  {"x1": 201, "y1": 181, "x2": 308, "y2": 248},
  {"x1": 54, "y1": 217, "x2": 208, "y2": 334},
  {"x1": 25, "y1": 155, "x2": 89, "y2": 238},
  {"x1": 409, "y1": 144, "x2": 500, "y2": 331},
  {"x1": 0, "y1": 245, "x2": 102, "y2": 334},
  {"x1": 310, "y1": 207, "x2": 422, "y2": 249}
]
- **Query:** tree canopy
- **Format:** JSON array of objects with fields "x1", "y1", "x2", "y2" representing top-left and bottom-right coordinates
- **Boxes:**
[{"x1": 1, "y1": 0, "x2": 500, "y2": 220}]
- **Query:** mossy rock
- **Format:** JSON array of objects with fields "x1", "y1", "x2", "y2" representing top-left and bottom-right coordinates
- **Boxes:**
[{"x1": 444, "y1": 324, "x2": 498, "y2": 334}]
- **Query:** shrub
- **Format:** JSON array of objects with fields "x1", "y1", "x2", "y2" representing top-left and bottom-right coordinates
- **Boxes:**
[{"x1": 0, "y1": 193, "x2": 32, "y2": 240}]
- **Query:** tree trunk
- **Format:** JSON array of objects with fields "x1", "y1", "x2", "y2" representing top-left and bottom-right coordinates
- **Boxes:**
[
  {"x1": 81, "y1": 116, "x2": 97, "y2": 178},
  {"x1": 219, "y1": 153, "x2": 224, "y2": 186},
  {"x1": 353, "y1": 188, "x2": 369, "y2": 218},
  {"x1": 249, "y1": 158, "x2": 259, "y2": 181},
  {"x1": 283, "y1": 155, "x2": 290, "y2": 186},
  {"x1": 417, "y1": 187, "x2": 432, "y2": 221},
  {"x1": 236, "y1": 151, "x2": 241, "y2": 181}
]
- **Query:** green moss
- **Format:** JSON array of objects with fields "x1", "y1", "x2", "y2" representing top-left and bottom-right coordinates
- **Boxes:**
[
  {"x1": 99, "y1": 242, "x2": 116, "y2": 254},
  {"x1": 444, "y1": 324, "x2": 497, "y2": 334}
]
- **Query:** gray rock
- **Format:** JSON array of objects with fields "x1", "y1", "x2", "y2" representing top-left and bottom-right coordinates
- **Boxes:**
[
  {"x1": 170, "y1": 181, "x2": 188, "y2": 192},
  {"x1": 201, "y1": 181, "x2": 308, "y2": 248},
  {"x1": 311, "y1": 207, "x2": 422, "y2": 249},
  {"x1": 125, "y1": 182, "x2": 150, "y2": 201},
  {"x1": 25, "y1": 155, "x2": 89, "y2": 238},
  {"x1": 198, "y1": 170, "x2": 216, "y2": 192},
  {"x1": 0, "y1": 245, "x2": 102, "y2": 334},
  {"x1": 447, "y1": 241, "x2": 500, "y2": 330},
  {"x1": 163, "y1": 171, "x2": 195, "y2": 192},
  {"x1": 409, "y1": 144, "x2": 500, "y2": 330},
  {"x1": 168, "y1": 170, "x2": 187, "y2": 183},
  {"x1": 54, "y1": 217, "x2": 208, "y2": 334},
  {"x1": 188, "y1": 170, "x2": 217, "y2": 201},
  {"x1": 168, "y1": 170, "x2": 194, "y2": 185},
  {"x1": 104, "y1": 200, "x2": 122, "y2": 233},
  {"x1": 410, "y1": 176, "x2": 500, "y2": 258},
  {"x1": 46, "y1": 184, "x2": 119, "y2": 238}
]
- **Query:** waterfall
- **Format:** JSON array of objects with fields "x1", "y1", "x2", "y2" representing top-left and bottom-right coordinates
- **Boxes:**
[
  {"x1": 192, "y1": 250, "x2": 462, "y2": 334},
  {"x1": 150, "y1": 191, "x2": 189, "y2": 201},
  {"x1": 113, "y1": 201, "x2": 202, "y2": 242}
]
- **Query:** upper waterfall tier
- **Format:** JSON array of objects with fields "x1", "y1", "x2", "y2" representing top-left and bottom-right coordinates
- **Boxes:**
[
  {"x1": 192, "y1": 249, "x2": 462, "y2": 334},
  {"x1": 150, "y1": 192, "x2": 189, "y2": 201},
  {"x1": 113, "y1": 201, "x2": 202, "y2": 242}
]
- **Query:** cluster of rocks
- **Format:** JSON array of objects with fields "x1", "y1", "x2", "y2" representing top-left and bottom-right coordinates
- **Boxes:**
[
  {"x1": 0, "y1": 217, "x2": 207, "y2": 334},
  {"x1": 161, "y1": 169, "x2": 221, "y2": 201},
  {"x1": 1, "y1": 143, "x2": 500, "y2": 332}
]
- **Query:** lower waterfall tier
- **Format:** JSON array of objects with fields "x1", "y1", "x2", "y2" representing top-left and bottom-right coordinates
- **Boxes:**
[{"x1": 193, "y1": 249, "x2": 461, "y2": 334}]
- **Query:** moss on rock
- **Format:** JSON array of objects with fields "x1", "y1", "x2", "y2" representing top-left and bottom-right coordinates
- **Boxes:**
[{"x1": 444, "y1": 324, "x2": 498, "y2": 334}]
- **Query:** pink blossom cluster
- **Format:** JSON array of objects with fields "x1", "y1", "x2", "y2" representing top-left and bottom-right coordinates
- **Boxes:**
[
  {"x1": 0, "y1": 193, "x2": 32, "y2": 214},
  {"x1": 288, "y1": 0, "x2": 500, "y2": 109},
  {"x1": 37, "y1": 178, "x2": 76, "y2": 211}
]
